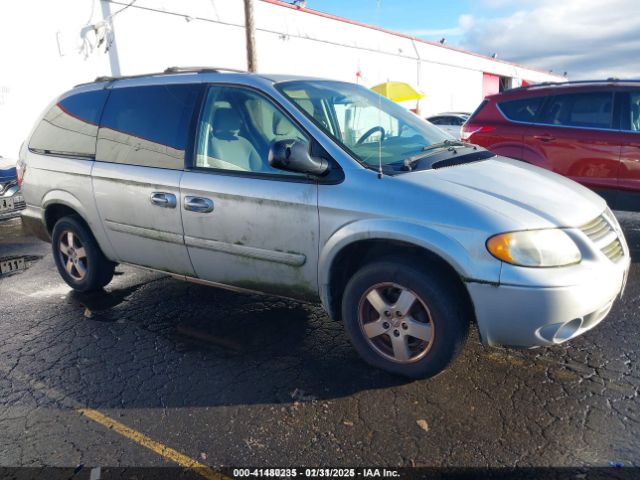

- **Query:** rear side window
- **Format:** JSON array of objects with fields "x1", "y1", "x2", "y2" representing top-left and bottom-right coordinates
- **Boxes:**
[
  {"x1": 97, "y1": 84, "x2": 200, "y2": 169},
  {"x1": 498, "y1": 96, "x2": 544, "y2": 122},
  {"x1": 538, "y1": 92, "x2": 613, "y2": 129},
  {"x1": 29, "y1": 90, "x2": 108, "y2": 158}
]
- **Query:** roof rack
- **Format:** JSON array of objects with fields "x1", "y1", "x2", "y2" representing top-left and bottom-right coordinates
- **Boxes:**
[
  {"x1": 77, "y1": 66, "x2": 248, "y2": 87},
  {"x1": 163, "y1": 66, "x2": 246, "y2": 74},
  {"x1": 507, "y1": 78, "x2": 640, "y2": 92}
]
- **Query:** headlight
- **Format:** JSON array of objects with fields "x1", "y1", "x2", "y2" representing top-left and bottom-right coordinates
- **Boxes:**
[{"x1": 486, "y1": 229, "x2": 581, "y2": 267}]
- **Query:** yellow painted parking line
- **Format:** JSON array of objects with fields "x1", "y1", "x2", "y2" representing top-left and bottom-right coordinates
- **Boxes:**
[
  {"x1": 78, "y1": 408, "x2": 229, "y2": 480},
  {"x1": 0, "y1": 362, "x2": 230, "y2": 479}
]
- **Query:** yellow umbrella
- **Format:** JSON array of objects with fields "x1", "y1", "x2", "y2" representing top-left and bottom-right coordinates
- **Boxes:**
[{"x1": 370, "y1": 81, "x2": 425, "y2": 102}]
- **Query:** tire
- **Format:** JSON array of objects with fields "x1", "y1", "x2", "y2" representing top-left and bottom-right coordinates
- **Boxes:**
[
  {"x1": 341, "y1": 256, "x2": 469, "y2": 379},
  {"x1": 51, "y1": 215, "x2": 115, "y2": 292}
]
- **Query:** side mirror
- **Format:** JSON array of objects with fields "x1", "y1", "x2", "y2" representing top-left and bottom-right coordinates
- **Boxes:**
[{"x1": 268, "y1": 140, "x2": 329, "y2": 176}]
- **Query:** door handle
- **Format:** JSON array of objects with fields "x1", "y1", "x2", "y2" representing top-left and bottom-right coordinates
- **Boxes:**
[
  {"x1": 184, "y1": 196, "x2": 214, "y2": 213},
  {"x1": 150, "y1": 192, "x2": 177, "y2": 208},
  {"x1": 533, "y1": 134, "x2": 555, "y2": 142}
]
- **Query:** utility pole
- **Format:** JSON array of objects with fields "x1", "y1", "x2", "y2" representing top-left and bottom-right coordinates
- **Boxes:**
[
  {"x1": 99, "y1": 0, "x2": 121, "y2": 77},
  {"x1": 243, "y1": 0, "x2": 257, "y2": 72}
]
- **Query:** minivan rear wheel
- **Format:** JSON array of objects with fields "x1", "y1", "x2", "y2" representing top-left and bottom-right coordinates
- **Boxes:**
[
  {"x1": 51, "y1": 215, "x2": 115, "y2": 292},
  {"x1": 342, "y1": 257, "x2": 469, "y2": 379}
]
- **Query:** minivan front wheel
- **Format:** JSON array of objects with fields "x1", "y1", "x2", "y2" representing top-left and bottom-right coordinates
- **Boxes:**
[
  {"x1": 342, "y1": 258, "x2": 469, "y2": 379},
  {"x1": 51, "y1": 216, "x2": 115, "y2": 292}
]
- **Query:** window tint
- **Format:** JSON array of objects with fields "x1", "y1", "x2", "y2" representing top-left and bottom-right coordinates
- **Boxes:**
[
  {"x1": 624, "y1": 91, "x2": 640, "y2": 132},
  {"x1": 428, "y1": 117, "x2": 444, "y2": 125},
  {"x1": 538, "y1": 92, "x2": 613, "y2": 129},
  {"x1": 29, "y1": 89, "x2": 108, "y2": 158},
  {"x1": 97, "y1": 84, "x2": 200, "y2": 169},
  {"x1": 195, "y1": 86, "x2": 307, "y2": 175},
  {"x1": 498, "y1": 96, "x2": 544, "y2": 122}
]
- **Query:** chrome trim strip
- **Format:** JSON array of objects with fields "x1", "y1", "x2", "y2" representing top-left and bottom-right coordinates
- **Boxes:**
[
  {"x1": 184, "y1": 235, "x2": 306, "y2": 267},
  {"x1": 104, "y1": 220, "x2": 184, "y2": 245}
]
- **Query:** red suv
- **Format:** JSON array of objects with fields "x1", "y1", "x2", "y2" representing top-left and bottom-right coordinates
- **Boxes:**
[{"x1": 462, "y1": 80, "x2": 640, "y2": 211}]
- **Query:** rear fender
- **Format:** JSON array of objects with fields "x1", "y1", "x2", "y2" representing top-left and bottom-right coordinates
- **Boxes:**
[{"x1": 41, "y1": 190, "x2": 116, "y2": 259}]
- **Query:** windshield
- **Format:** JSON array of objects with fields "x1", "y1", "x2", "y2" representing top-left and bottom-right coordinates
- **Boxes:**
[{"x1": 277, "y1": 80, "x2": 451, "y2": 172}]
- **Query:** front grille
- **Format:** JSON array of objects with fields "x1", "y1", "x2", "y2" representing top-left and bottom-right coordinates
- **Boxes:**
[
  {"x1": 601, "y1": 238, "x2": 624, "y2": 262},
  {"x1": 0, "y1": 180, "x2": 17, "y2": 195},
  {"x1": 580, "y1": 214, "x2": 624, "y2": 263},
  {"x1": 13, "y1": 199, "x2": 26, "y2": 211}
]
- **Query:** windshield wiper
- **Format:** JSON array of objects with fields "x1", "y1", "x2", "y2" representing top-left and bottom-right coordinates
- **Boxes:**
[
  {"x1": 422, "y1": 139, "x2": 474, "y2": 151},
  {"x1": 403, "y1": 140, "x2": 478, "y2": 171}
]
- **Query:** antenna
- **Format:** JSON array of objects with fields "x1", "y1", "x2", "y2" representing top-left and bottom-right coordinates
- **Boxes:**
[
  {"x1": 377, "y1": 88, "x2": 383, "y2": 179},
  {"x1": 376, "y1": 0, "x2": 383, "y2": 179}
]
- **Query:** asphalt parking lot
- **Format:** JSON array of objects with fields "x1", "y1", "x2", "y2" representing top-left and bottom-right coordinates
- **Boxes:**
[{"x1": 0, "y1": 213, "x2": 639, "y2": 473}]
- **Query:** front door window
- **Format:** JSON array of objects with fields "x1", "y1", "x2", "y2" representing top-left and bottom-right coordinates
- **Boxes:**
[{"x1": 195, "y1": 86, "x2": 308, "y2": 176}]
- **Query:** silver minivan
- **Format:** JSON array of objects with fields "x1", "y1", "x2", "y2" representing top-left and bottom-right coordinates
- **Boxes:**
[{"x1": 18, "y1": 68, "x2": 630, "y2": 378}]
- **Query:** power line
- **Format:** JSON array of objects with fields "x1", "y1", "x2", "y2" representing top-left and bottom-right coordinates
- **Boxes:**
[{"x1": 104, "y1": 0, "x2": 138, "y2": 20}]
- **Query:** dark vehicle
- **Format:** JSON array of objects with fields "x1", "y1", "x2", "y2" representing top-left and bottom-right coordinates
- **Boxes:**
[{"x1": 0, "y1": 157, "x2": 25, "y2": 221}]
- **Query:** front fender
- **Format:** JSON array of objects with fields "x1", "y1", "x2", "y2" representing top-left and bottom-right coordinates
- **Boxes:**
[{"x1": 318, "y1": 218, "x2": 490, "y2": 312}]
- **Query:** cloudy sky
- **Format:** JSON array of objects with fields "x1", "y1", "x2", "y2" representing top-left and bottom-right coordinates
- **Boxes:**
[{"x1": 311, "y1": 0, "x2": 640, "y2": 79}]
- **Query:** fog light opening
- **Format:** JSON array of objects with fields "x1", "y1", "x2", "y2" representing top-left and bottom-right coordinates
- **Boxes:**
[{"x1": 553, "y1": 318, "x2": 583, "y2": 343}]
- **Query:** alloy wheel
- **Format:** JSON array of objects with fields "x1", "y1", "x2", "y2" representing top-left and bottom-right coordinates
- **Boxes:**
[
  {"x1": 357, "y1": 282, "x2": 434, "y2": 363},
  {"x1": 58, "y1": 230, "x2": 88, "y2": 281}
]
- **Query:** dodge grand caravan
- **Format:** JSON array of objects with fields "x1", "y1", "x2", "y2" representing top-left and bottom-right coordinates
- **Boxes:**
[{"x1": 18, "y1": 68, "x2": 630, "y2": 378}]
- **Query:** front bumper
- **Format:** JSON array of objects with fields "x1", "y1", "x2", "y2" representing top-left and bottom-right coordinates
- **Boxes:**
[
  {"x1": 467, "y1": 259, "x2": 629, "y2": 348},
  {"x1": 0, "y1": 191, "x2": 25, "y2": 221},
  {"x1": 0, "y1": 209, "x2": 23, "y2": 221}
]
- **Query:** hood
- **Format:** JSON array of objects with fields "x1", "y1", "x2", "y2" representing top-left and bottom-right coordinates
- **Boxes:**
[
  {"x1": 400, "y1": 156, "x2": 605, "y2": 229},
  {"x1": 0, "y1": 157, "x2": 17, "y2": 185}
]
